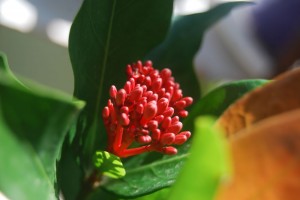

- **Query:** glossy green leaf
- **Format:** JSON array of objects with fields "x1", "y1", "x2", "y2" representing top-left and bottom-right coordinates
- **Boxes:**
[
  {"x1": 69, "y1": 0, "x2": 173, "y2": 162},
  {"x1": 0, "y1": 71, "x2": 84, "y2": 200},
  {"x1": 147, "y1": 2, "x2": 249, "y2": 100},
  {"x1": 184, "y1": 79, "x2": 268, "y2": 131},
  {"x1": 131, "y1": 188, "x2": 170, "y2": 200},
  {"x1": 168, "y1": 117, "x2": 230, "y2": 200},
  {"x1": 94, "y1": 151, "x2": 125, "y2": 179},
  {"x1": 102, "y1": 153, "x2": 188, "y2": 198}
]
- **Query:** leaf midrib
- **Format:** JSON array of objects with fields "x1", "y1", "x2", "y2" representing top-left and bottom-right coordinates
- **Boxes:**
[
  {"x1": 95, "y1": 0, "x2": 117, "y2": 116},
  {"x1": 84, "y1": 0, "x2": 117, "y2": 154}
]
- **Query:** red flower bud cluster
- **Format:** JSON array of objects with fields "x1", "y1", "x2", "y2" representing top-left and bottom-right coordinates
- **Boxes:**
[{"x1": 102, "y1": 61, "x2": 193, "y2": 158}]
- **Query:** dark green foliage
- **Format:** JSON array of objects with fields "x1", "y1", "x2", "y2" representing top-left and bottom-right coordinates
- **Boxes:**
[{"x1": 147, "y1": 2, "x2": 250, "y2": 101}]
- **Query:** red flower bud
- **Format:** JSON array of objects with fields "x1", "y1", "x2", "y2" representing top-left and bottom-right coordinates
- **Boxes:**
[
  {"x1": 157, "y1": 98, "x2": 169, "y2": 114},
  {"x1": 163, "y1": 146, "x2": 177, "y2": 155},
  {"x1": 157, "y1": 88, "x2": 166, "y2": 98},
  {"x1": 124, "y1": 81, "x2": 132, "y2": 93},
  {"x1": 171, "y1": 116, "x2": 179, "y2": 124},
  {"x1": 129, "y1": 78, "x2": 135, "y2": 90},
  {"x1": 137, "y1": 135, "x2": 152, "y2": 144},
  {"x1": 162, "y1": 107, "x2": 174, "y2": 118},
  {"x1": 144, "y1": 76, "x2": 152, "y2": 87},
  {"x1": 138, "y1": 129, "x2": 149, "y2": 135},
  {"x1": 147, "y1": 120, "x2": 158, "y2": 131},
  {"x1": 154, "y1": 115, "x2": 164, "y2": 123},
  {"x1": 182, "y1": 97, "x2": 193, "y2": 106},
  {"x1": 119, "y1": 106, "x2": 128, "y2": 114},
  {"x1": 179, "y1": 131, "x2": 191, "y2": 139},
  {"x1": 143, "y1": 101, "x2": 157, "y2": 120},
  {"x1": 138, "y1": 74, "x2": 145, "y2": 83},
  {"x1": 136, "y1": 104, "x2": 144, "y2": 115},
  {"x1": 126, "y1": 65, "x2": 133, "y2": 76},
  {"x1": 178, "y1": 110, "x2": 188, "y2": 118},
  {"x1": 148, "y1": 93, "x2": 158, "y2": 102},
  {"x1": 140, "y1": 101, "x2": 157, "y2": 126},
  {"x1": 161, "y1": 133, "x2": 176, "y2": 145},
  {"x1": 152, "y1": 77, "x2": 162, "y2": 92},
  {"x1": 136, "y1": 60, "x2": 143, "y2": 71},
  {"x1": 119, "y1": 113, "x2": 130, "y2": 126},
  {"x1": 172, "y1": 89, "x2": 182, "y2": 102},
  {"x1": 116, "y1": 89, "x2": 126, "y2": 106},
  {"x1": 145, "y1": 60, "x2": 152, "y2": 67},
  {"x1": 129, "y1": 86, "x2": 143, "y2": 102},
  {"x1": 163, "y1": 92, "x2": 171, "y2": 100},
  {"x1": 166, "y1": 122, "x2": 183, "y2": 134},
  {"x1": 109, "y1": 85, "x2": 117, "y2": 99},
  {"x1": 102, "y1": 106, "x2": 110, "y2": 119},
  {"x1": 150, "y1": 69, "x2": 159, "y2": 79},
  {"x1": 161, "y1": 117, "x2": 171, "y2": 130},
  {"x1": 160, "y1": 68, "x2": 172, "y2": 80},
  {"x1": 173, "y1": 134, "x2": 187, "y2": 145},
  {"x1": 152, "y1": 129, "x2": 161, "y2": 141},
  {"x1": 174, "y1": 100, "x2": 186, "y2": 110}
]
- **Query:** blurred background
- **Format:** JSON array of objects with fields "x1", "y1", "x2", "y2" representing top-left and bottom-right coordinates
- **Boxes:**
[{"x1": 0, "y1": 0, "x2": 252, "y2": 94}]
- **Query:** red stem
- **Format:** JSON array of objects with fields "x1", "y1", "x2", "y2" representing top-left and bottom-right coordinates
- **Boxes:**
[
  {"x1": 119, "y1": 145, "x2": 152, "y2": 157},
  {"x1": 113, "y1": 124, "x2": 123, "y2": 152}
]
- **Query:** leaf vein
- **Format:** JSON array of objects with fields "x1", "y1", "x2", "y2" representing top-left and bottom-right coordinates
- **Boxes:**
[
  {"x1": 95, "y1": 0, "x2": 117, "y2": 115},
  {"x1": 126, "y1": 153, "x2": 189, "y2": 174}
]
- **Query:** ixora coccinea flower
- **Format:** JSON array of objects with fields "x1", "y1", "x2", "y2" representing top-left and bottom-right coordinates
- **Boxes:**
[{"x1": 102, "y1": 61, "x2": 193, "y2": 158}]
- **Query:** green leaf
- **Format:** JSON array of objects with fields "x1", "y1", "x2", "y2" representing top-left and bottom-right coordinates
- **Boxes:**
[
  {"x1": 0, "y1": 52, "x2": 26, "y2": 87},
  {"x1": 0, "y1": 116, "x2": 56, "y2": 200},
  {"x1": 0, "y1": 52, "x2": 9, "y2": 71},
  {"x1": 131, "y1": 188, "x2": 170, "y2": 200},
  {"x1": 147, "y1": 2, "x2": 249, "y2": 100},
  {"x1": 184, "y1": 79, "x2": 268, "y2": 131},
  {"x1": 57, "y1": 142, "x2": 83, "y2": 200},
  {"x1": 101, "y1": 153, "x2": 188, "y2": 198},
  {"x1": 167, "y1": 116, "x2": 230, "y2": 200},
  {"x1": 69, "y1": 0, "x2": 173, "y2": 162},
  {"x1": 94, "y1": 151, "x2": 125, "y2": 179},
  {"x1": 0, "y1": 71, "x2": 84, "y2": 199},
  {"x1": 86, "y1": 189, "x2": 119, "y2": 200}
]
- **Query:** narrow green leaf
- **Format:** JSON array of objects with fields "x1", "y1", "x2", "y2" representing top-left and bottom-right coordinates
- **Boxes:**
[
  {"x1": 69, "y1": 0, "x2": 173, "y2": 162},
  {"x1": 184, "y1": 79, "x2": 268, "y2": 131},
  {"x1": 0, "y1": 52, "x2": 9, "y2": 71},
  {"x1": 167, "y1": 116, "x2": 230, "y2": 200},
  {"x1": 94, "y1": 151, "x2": 125, "y2": 179},
  {"x1": 147, "y1": 2, "x2": 249, "y2": 100},
  {"x1": 0, "y1": 71, "x2": 84, "y2": 199},
  {"x1": 102, "y1": 153, "x2": 188, "y2": 198},
  {"x1": 0, "y1": 52, "x2": 26, "y2": 87}
]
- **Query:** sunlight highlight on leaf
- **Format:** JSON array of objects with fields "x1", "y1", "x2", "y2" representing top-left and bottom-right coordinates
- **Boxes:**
[{"x1": 94, "y1": 151, "x2": 125, "y2": 179}]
